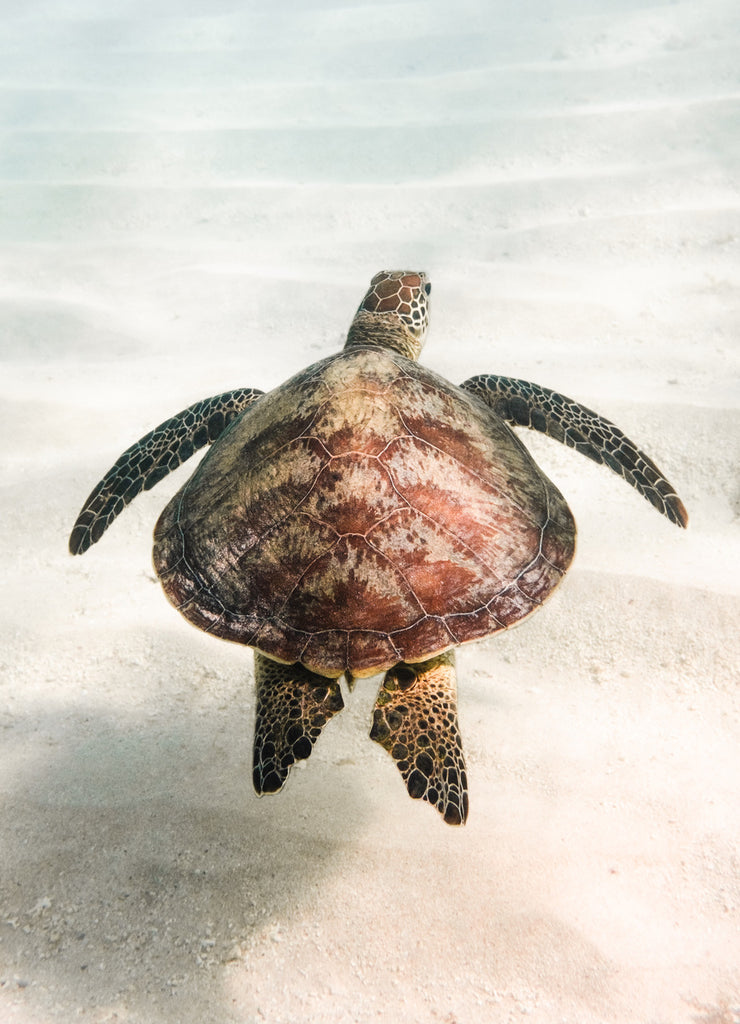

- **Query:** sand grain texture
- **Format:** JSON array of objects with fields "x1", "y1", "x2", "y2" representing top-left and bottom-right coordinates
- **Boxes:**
[{"x1": 1, "y1": 2, "x2": 739, "y2": 1023}]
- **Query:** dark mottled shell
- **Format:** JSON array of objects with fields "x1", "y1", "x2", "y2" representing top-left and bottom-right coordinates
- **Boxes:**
[{"x1": 153, "y1": 347, "x2": 575, "y2": 677}]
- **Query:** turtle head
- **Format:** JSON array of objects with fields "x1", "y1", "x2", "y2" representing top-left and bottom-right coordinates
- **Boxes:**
[{"x1": 345, "y1": 270, "x2": 431, "y2": 360}]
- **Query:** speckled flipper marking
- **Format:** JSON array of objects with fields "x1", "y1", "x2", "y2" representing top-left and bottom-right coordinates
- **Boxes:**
[
  {"x1": 69, "y1": 387, "x2": 263, "y2": 555},
  {"x1": 370, "y1": 652, "x2": 468, "y2": 826},
  {"x1": 252, "y1": 652, "x2": 345, "y2": 795},
  {"x1": 460, "y1": 374, "x2": 688, "y2": 529}
]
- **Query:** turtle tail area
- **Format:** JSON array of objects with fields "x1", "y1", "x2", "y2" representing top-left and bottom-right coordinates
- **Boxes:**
[
  {"x1": 370, "y1": 651, "x2": 469, "y2": 826},
  {"x1": 252, "y1": 652, "x2": 344, "y2": 796}
]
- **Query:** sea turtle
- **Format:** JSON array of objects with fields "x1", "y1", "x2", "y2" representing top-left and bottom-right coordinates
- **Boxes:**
[{"x1": 69, "y1": 270, "x2": 688, "y2": 825}]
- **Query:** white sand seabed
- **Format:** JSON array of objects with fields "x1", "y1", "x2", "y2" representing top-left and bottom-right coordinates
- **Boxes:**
[{"x1": 1, "y1": 2, "x2": 739, "y2": 1023}]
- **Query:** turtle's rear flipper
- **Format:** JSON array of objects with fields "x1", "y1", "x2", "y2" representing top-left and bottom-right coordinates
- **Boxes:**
[
  {"x1": 460, "y1": 374, "x2": 688, "y2": 529},
  {"x1": 252, "y1": 652, "x2": 345, "y2": 795},
  {"x1": 370, "y1": 652, "x2": 468, "y2": 826},
  {"x1": 69, "y1": 387, "x2": 263, "y2": 555}
]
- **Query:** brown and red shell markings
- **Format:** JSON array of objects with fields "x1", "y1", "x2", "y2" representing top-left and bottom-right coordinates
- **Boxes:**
[{"x1": 153, "y1": 346, "x2": 575, "y2": 678}]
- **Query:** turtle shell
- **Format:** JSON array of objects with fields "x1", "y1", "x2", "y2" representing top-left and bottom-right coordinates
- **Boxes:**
[{"x1": 153, "y1": 346, "x2": 575, "y2": 678}]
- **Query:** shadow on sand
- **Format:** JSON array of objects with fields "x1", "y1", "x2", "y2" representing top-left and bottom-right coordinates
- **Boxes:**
[{"x1": 1, "y1": 645, "x2": 369, "y2": 1023}]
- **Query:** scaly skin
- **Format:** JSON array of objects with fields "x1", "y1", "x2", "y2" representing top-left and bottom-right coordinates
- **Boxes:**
[
  {"x1": 252, "y1": 652, "x2": 345, "y2": 795},
  {"x1": 370, "y1": 651, "x2": 468, "y2": 826},
  {"x1": 460, "y1": 374, "x2": 688, "y2": 529},
  {"x1": 69, "y1": 270, "x2": 688, "y2": 825},
  {"x1": 69, "y1": 387, "x2": 263, "y2": 554}
]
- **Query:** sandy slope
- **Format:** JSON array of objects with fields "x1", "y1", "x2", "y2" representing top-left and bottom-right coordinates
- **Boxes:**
[{"x1": 1, "y1": 2, "x2": 739, "y2": 1023}]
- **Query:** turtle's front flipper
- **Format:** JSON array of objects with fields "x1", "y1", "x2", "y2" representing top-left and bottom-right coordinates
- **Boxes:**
[
  {"x1": 69, "y1": 387, "x2": 263, "y2": 555},
  {"x1": 460, "y1": 374, "x2": 688, "y2": 528},
  {"x1": 252, "y1": 652, "x2": 345, "y2": 796},
  {"x1": 370, "y1": 652, "x2": 468, "y2": 826}
]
